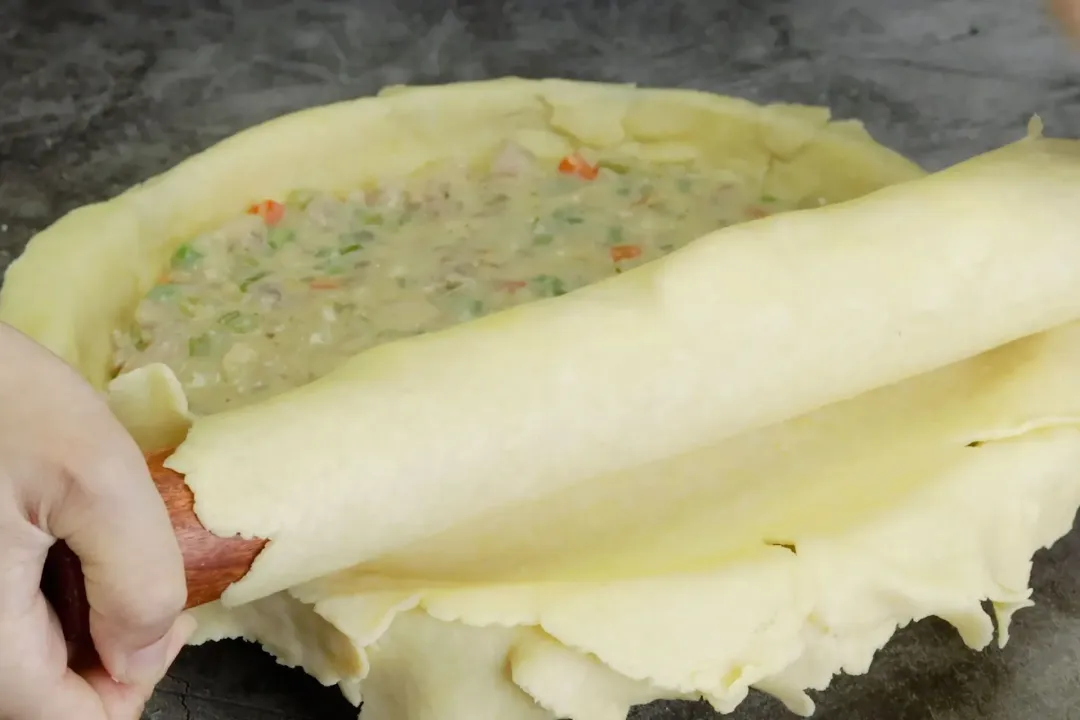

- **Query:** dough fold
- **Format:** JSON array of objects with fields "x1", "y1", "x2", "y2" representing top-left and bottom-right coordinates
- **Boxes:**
[{"x1": 3, "y1": 79, "x2": 1078, "y2": 717}]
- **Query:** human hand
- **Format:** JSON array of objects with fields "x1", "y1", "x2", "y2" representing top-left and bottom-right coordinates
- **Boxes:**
[{"x1": 0, "y1": 322, "x2": 192, "y2": 719}]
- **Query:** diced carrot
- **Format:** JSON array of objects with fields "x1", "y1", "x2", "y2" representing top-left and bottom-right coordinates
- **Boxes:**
[
  {"x1": 609, "y1": 244, "x2": 642, "y2": 262},
  {"x1": 557, "y1": 153, "x2": 599, "y2": 181},
  {"x1": 309, "y1": 279, "x2": 340, "y2": 290},
  {"x1": 500, "y1": 280, "x2": 528, "y2": 293},
  {"x1": 247, "y1": 199, "x2": 286, "y2": 226}
]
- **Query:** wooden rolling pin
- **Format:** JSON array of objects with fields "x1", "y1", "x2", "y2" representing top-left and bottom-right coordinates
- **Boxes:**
[{"x1": 41, "y1": 448, "x2": 267, "y2": 672}]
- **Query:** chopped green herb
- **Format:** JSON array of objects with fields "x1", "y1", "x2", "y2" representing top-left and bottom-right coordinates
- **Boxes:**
[
  {"x1": 170, "y1": 244, "x2": 203, "y2": 270},
  {"x1": 359, "y1": 211, "x2": 384, "y2": 225},
  {"x1": 239, "y1": 271, "x2": 270, "y2": 292},
  {"x1": 342, "y1": 229, "x2": 375, "y2": 245},
  {"x1": 177, "y1": 298, "x2": 199, "y2": 319},
  {"x1": 553, "y1": 207, "x2": 584, "y2": 225},
  {"x1": 218, "y1": 310, "x2": 258, "y2": 333},
  {"x1": 332, "y1": 301, "x2": 356, "y2": 314},
  {"x1": 533, "y1": 233, "x2": 554, "y2": 246},
  {"x1": 340, "y1": 243, "x2": 363, "y2": 255},
  {"x1": 267, "y1": 226, "x2": 296, "y2": 249},
  {"x1": 597, "y1": 160, "x2": 631, "y2": 174},
  {"x1": 146, "y1": 284, "x2": 181, "y2": 302},
  {"x1": 319, "y1": 261, "x2": 347, "y2": 276},
  {"x1": 533, "y1": 274, "x2": 568, "y2": 297},
  {"x1": 467, "y1": 299, "x2": 485, "y2": 317},
  {"x1": 659, "y1": 243, "x2": 675, "y2": 252},
  {"x1": 761, "y1": 193, "x2": 778, "y2": 203},
  {"x1": 676, "y1": 177, "x2": 694, "y2": 193},
  {"x1": 606, "y1": 226, "x2": 625, "y2": 245},
  {"x1": 188, "y1": 333, "x2": 213, "y2": 357}
]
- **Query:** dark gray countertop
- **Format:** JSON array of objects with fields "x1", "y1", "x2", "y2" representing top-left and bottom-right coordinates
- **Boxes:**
[{"x1": 2, "y1": 1, "x2": 1079, "y2": 718}]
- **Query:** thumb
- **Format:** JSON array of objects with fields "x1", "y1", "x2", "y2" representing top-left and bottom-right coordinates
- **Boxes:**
[
  {"x1": 51, "y1": 435, "x2": 188, "y2": 687},
  {"x1": 86, "y1": 613, "x2": 198, "y2": 719}
]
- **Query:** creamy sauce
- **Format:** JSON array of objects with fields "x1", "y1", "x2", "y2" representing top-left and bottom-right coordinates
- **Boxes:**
[{"x1": 114, "y1": 144, "x2": 798, "y2": 414}]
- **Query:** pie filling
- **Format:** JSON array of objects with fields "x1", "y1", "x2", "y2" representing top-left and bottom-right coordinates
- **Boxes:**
[{"x1": 114, "y1": 143, "x2": 805, "y2": 414}]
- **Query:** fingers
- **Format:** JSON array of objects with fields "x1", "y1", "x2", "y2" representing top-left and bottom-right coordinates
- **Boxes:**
[
  {"x1": 86, "y1": 615, "x2": 196, "y2": 719},
  {"x1": 48, "y1": 434, "x2": 188, "y2": 687},
  {"x1": 0, "y1": 573, "x2": 193, "y2": 720},
  {"x1": 0, "y1": 513, "x2": 130, "y2": 720},
  {"x1": 0, "y1": 483, "x2": 193, "y2": 720},
  {"x1": 0, "y1": 511, "x2": 100, "y2": 719},
  {"x1": 0, "y1": 323, "x2": 188, "y2": 689}
]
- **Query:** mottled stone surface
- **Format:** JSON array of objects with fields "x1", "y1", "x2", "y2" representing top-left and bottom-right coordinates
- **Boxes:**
[{"x1": 1, "y1": 0, "x2": 1079, "y2": 718}]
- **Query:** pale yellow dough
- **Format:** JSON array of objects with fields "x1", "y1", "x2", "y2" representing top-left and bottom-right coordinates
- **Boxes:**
[{"x1": 3, "y1": 78, "x2": 1079, "y2": 718}]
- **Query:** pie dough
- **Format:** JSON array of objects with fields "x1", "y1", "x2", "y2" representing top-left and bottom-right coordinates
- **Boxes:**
[{"x1": 3, "y1": 79, "x2": 1079, "y2": 719}]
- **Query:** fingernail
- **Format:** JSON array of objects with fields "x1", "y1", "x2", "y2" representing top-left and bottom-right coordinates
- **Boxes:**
[
  {"x1": 117, "y1": 634, "x2": 171, "y2": 686},
  {"x1": 111, "y1": 615, "x2": 197, "y2": 686}
]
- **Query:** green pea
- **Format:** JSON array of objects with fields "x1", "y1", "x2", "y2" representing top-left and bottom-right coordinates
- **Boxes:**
[
  {"x1": 170, "y1": 244, "x2": 203, "y2": 270},
  {"x1": 267, "y1": 226, "x2": 296, "y2": 249}
]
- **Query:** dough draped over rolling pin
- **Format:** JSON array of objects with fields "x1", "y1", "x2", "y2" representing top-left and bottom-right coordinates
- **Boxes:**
[{"x1": 3, "y1": 78, "x2": 1080, "y2": 718}]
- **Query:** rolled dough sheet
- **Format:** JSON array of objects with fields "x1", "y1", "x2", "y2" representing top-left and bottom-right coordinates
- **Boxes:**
[{"x1": 2, "y1": 78, "x2": 1080, "y2": 717}]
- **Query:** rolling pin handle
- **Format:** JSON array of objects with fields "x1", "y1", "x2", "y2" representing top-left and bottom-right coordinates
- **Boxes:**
[
  {"x1": 42, "y1": 541, "x2": 99, "y2": 672},
  {"x1": 39, "y1": 448, "x2": 268, "y2": 673}
]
